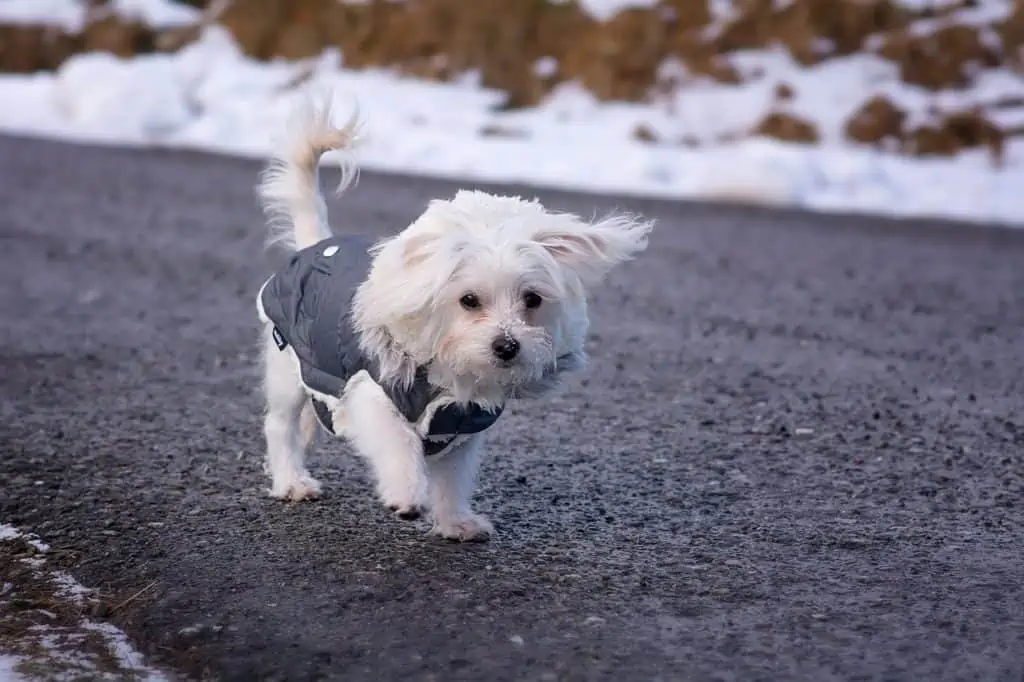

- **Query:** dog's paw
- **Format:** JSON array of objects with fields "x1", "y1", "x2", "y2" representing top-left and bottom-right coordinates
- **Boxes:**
[
  {"x1": 388, "y1": 504, "x2": 425, "y2": 521},
  {"x1": 377, "y1": 479, "x2": 428, "y2": 520},
  {"x1": 269, "y1": 475, "x2": 323, "y2": 502},
  {"x1": 431, "y1": 513, "x2": 494, "y2": 543}
]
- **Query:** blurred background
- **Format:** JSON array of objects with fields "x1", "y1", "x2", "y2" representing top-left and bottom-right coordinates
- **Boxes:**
[{"x1": 0, "y1": 0, "x2": 1022, "y2": 223}]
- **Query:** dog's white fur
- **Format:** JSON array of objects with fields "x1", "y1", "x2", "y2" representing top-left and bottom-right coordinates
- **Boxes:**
[{"x1": 255, "y1": 95, "x2": 653, "y2": 541}]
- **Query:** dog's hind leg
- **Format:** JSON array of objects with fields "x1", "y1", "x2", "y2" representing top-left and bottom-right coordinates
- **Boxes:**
[
  {"x1": 261, "y1": 326, "x2": 323, "y2": 501},
  {"x1": 298, "y1": 399, "x2": 319, "y2": 457}
]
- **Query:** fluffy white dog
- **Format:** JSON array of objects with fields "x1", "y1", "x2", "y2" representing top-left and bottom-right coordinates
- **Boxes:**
[{"x1": 254, "y1": 96, "x2": 653, "y2": 542}]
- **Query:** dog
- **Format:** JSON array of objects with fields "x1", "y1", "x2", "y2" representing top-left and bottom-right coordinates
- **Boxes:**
[{"x1": 254, "y1": 96, "x2": 653, "y2": 542}]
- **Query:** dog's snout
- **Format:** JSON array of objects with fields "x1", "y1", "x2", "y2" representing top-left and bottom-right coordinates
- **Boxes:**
[{"x1": 491, "y1": 337, "x2": 520, "y2": 362}]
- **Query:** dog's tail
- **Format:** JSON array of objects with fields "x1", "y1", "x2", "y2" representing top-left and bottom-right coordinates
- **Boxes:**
[{"x1": 258, "y1": 95, "x2": 362, "y2": 252}]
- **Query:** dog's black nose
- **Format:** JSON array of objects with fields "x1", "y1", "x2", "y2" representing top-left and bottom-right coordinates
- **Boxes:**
[{"x1": 492, "y1": 337, "x2": 520, "y2": 362}]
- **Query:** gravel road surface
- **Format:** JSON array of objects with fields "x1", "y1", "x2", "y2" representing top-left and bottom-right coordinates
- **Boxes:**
[{"x1": 1, "y1": 134, "x2": 1022, "y2": 682}]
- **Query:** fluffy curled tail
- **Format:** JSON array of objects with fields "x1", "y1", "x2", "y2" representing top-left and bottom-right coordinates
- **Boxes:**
[{"x1": 258, "y1": 95, "x2": 362, "y2": 251}]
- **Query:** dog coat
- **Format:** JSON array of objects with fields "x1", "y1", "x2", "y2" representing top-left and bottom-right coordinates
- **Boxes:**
[{"x1": 258, "y1": 234, "x2": 503, "y2": 455}]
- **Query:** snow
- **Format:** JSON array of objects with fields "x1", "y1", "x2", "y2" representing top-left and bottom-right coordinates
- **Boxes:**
[
  {"x1": 569, "y1": 0, "x2": 660, "y2": 21},
  {"x1": 0, "y1": 526, "x2": 20, "y2": 541},
  {"x1": 0, "y1": 0, "x2": 199, "y2": 31},
  {"x1": 0, "y1": 656, "x2": 27, "y2": 682},
  {"x1": 81, "y1": 622, "x2": 161, "y2": 674},
  {"x1": 0, "y1": 0, "x2": 85, "y2": 30},
  {"x1": 0, "y1": 524, "x2": 48, "y2": 551},
  {"x1": 0, "y1": 15, "x2": 1022, "y2": 227},
  {"x1": 0, "y1": 524, "x2": 169, "y2": 682}
]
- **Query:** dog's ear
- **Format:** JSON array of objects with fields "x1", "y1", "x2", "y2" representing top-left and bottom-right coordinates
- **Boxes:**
[
  {"x1": 534, "y1": 213, "x2": 654, "y2": 284},
  {"x1": 402, "y1": 232, "x2": 440, "y2": 268},
  {"x1": 361, "y1": 230, "x2": 461, "y2": 321}
]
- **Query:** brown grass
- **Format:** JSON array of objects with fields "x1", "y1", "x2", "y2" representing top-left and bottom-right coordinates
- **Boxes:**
[
  {"x1": 752, "y1": 111, "x2": 821, "y2": 144},
  {"x1": 844, "y1": 95, "x2": 907, "y2": 148},
  {"x1": 0, "y1": 0, "x2": 1019, "y2": 158}
]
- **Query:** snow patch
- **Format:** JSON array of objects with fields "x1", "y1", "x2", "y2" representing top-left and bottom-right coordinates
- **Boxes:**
[
  {"x1": 572, "y1": 0, "x2": 660, "y2": 21},
  {"x1": 0, "y1": 526, "x2": 20, "y2": 541},
  {"x1": 0, "y1": 0, "x2": 200, "y2": 31},
  {"x1": 0, "y1": 0, "x2": 85, "y2": 31},
  {"x1": 109, "y1": 0, "x2": 201, "y2": 28},
  {"x1": 0, "y1": 525, "x2": 48, "y2": 552},
  {"x1": 0, "y1": 655, "x2": 28, "y2": 682},
  {"x1": 0, "y1": 523, "x2": 169, "y2": 682}
]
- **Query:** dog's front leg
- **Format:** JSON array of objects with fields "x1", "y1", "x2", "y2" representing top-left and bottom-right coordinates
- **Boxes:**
[
  {"x1": 426, "y1": 434, "x2": 493, "y2": 542},
  {"x1": 333, "y1": 372, "x2": 429, "y2": 519}
]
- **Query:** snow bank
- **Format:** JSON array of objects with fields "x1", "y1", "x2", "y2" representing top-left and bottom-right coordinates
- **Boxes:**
[
  {"x1": 0, "y1": 23, "x2": 1021, "y2": 226},
  {"x1": 0, "y1": 0, "x2": 199, "y2": 31}
]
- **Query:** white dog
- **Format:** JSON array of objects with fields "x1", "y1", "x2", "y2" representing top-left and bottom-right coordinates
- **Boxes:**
[{"x1": 254, "y1": 97, "x2": 653, "y2": 542}]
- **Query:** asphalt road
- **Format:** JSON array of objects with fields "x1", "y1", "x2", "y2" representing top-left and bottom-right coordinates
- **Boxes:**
[{"x1": 1, "y1": 133, "x2": 1022, "y2": 682}]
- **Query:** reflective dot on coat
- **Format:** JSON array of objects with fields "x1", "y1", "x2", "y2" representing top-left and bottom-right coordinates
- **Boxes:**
[{"x1": 323, "y1": 245, "x2": 339, "y2": 257}]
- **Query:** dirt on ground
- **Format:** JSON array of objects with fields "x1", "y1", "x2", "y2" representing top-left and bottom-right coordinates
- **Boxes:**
[{"x1": 0, "y1": 0, "x2": 1019, "y2": 158}]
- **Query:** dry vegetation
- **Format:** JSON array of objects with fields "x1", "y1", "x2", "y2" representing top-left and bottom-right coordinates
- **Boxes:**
[
  {"x1": 1, "y1": 0, "x2": 1022, "y2": 159},
  {"x1": 0, "y1": 534, "x2": 156, "y2": 680}
]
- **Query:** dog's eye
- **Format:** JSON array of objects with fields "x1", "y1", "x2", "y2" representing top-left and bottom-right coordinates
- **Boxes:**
[
  {"x1": 523, "y1": 291, "x2": 543, "y2": 309},
  {"x1": 459, "y1": 293, "x2": 481, "y2": 310}
]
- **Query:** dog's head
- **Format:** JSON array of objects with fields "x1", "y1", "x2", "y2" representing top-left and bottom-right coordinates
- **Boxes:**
[{"x1": 353, "y1": 190, "x2": 653, "y2": 405}]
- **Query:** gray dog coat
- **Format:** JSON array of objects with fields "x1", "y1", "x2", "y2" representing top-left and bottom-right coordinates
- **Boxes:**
[{"x1": 259, "y1": 234, "x2": 503, "y2": 455}]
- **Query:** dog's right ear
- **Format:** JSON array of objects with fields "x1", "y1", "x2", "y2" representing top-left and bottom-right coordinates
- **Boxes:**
[{"x1": 402, "y1": 232, "x2": 440, "y2": 268}]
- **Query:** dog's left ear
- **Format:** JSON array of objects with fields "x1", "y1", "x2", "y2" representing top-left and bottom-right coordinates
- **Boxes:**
[{"x1": 534, "y1": 213, "x2": 654, "y2": 284}]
